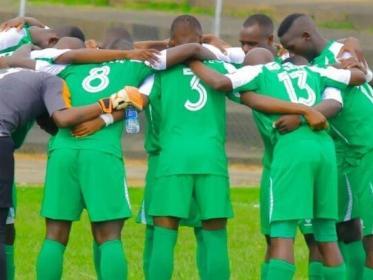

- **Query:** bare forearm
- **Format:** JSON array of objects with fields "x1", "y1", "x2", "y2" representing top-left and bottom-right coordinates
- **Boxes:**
[
  {"x1": 52, "y1": 104, "x2": 102, "y2": 128},
  {"x1": 55, "y1": 49, "x2": 128, "y2": 64},
  {"x1": 188, "y1": 60, "x2": 232, "y2": 91},
  {"x1": 241, "y1": 92, "x2": 309, "y2": 115},
  {"x1": 112, "y1": 110, "x2": 124, "y2": 122},
  {"x1": 25, "y1": 17, "x2": 46, "y2": 28},
  {"x1": 166, "y1": 43, "x2": 216, "y2": 68},
  {"x1": 3, "y1": 56, "x2": 36, "y2": 69},
  {"x1": 313, "y1": 100, "x2": 342, "y2": 118}
]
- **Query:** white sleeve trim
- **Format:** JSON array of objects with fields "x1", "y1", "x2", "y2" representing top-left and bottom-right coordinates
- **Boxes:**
[
  {"x1": 202, "y1": 44, "x2": 245, "y2": 64},
  {"x1": 225, "y1": 65, "x2": 262, "y2": 90},
  {"x1": 139, "y1": 75, "x2": 155, "y2": 96},
  {"x1": 146, "y1": 50, "x2": 166, "y2": 70},
  {"x1": 309, "y1": 66, "x2": 351, "y2": 85},
  {"x1": 35, "y1": 60, "x2": 66, "y2": 75},
  {"x1": 322, "y1": 87, "x2": 343, "y2": 107},
  {"x1": 30, "y1": 48, "x2": 70, "y2": 60},
  {"x1": 0, "y1": 28, "x2": 27, "y2": 51}
]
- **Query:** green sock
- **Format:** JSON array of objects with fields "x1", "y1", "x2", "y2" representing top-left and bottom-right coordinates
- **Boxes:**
[
  {"x1": 148, "y1": 226, "x2": 178, "y2": 280},
  {"x1": 363, "y1": 266, "x2": 373, "y2": 280},
  {"x1": 201, "y1": 228, "x2": 230, "y2": 280},
  {"x1": 267, "y1": 259, "x2": 295, "y2": 280},
  {"x1": 93, "y1": 241, "x2": 101, "y2": 280},
  {"x1": 194, "y1": 227, "x2": 207, "y2": 280},
  {"x1": 5, "y1": 245, "x2": 15, "y2": 280},
  {"x1": 36, "y1": 239, "x2": 65, "y2": 280},
  {"x1": 339, "y1": 241, "x2": 365, "y2": 280},
  {"x1": 323, "y1": 264, "x2": 346, "y2": 280},
  {"x1": 143, "y1": 226, "x2": 154, "y2": 280},
  {"x1": 99, "y1": 239, "x2": 127, "y2": 280},
  {"x1": 260, "y1": 262, "x2": 269, "y2": 280},
  {"x1": 309, "y1": 261, "x2": 323, "y2": 280}
]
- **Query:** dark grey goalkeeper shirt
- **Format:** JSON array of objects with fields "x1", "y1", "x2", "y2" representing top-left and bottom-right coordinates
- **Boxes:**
[{"x1": 0, "y1": 68, "x2": 69, "y2": 136}]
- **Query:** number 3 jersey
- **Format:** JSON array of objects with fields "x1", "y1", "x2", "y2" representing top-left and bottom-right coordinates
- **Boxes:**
[
  {"x1": 227, "y1": 61, "x2": 352, "y2": 155},
  {"x1": 149, "y1": 61, "x2": 239, "y2": 177}
]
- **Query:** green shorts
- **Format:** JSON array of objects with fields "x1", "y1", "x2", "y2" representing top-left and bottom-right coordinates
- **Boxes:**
[
  {"x1": 149, "y1": 174, "x2": 233, "y2": 220},
  {"x1": 342, "y1": 150, "x2": 373, "y2": 236},
  {"x1": 6, "y1": 184, "x2": 16, "y2": 225},
  {"x1": 136, "y1": 155, "x2": 202, "y2": 227},
  {"x1": 269, "y1": 136, "x2": 338, "y2": 223},
  {"x1": 260, "y1": 167, "x2": 314, "y2": 235},
  {"x1": 41, "y1": 149, "x2": 131, "y2": 222}
]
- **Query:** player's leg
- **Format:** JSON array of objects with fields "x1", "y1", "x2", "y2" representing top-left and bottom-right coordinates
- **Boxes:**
[
  {"x1": 0, "y1": 136, "x2": 15, "y2": 280},
  {"x1": 37, "y1": 219, "x2": 72, "y2": 280},
  {"x1": 196, "y1": 175, "x2": 233, "y2": 280},
  {"x1": 337, "y1": 165, "x2": 365, "y2": 280},
  {"x1": 259, "y1": 167, "x2": 271, "y2": 280},
  {"x1": 5, "y1": 214, "x2": 15, "y2": 280},
  {"x1": 267, "y1": 139, "x2": 319, "y2": 280},
  {"x1": 37, "y1": 149, "x2": 83, "y2": 280},
  {"x1": 80, "y1": 150, "x2": 131, "y2": 280},
  {"x1": 348, "y1": 150, "x2": 373, "y2": 279},
  {"x1": 148, "y1": 175, "x2": 194, "y2": 280},
  {"x1": 299, "y1": 221, "x2": 324, "y2": 280},
  {"x1": 136, "y1": 154, "x2": 158, "y2": 279},
  {"x1": 314, "y1": 141, "x2": 346, "y2": 280},
  {"x1": 5, "y1": 185, "x2": 17, "y2": 280},
  {"x1": 91, "y1": 220, "x2": 126, "y2": 280},
  {"x1": 267, "y1": 220, "x2": 297, "y2": 280}
]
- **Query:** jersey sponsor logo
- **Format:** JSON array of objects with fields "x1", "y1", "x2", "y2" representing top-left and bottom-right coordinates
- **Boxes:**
[
  {"x1": 183, "y1": 68, "x2": 207, "y2": 111},
  {"x1": 82, "y1": 66, "x2": 110, "y2": 93}
]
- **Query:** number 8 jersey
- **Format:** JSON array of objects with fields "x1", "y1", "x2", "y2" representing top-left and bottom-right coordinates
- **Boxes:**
[{"x1": 42, "y1": 59, "x2": 154, "y2": 157}]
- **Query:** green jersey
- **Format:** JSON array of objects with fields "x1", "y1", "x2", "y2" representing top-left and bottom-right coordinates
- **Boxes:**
[
  {"x1": 228, "y1": 61, "x2": 351, "y2": 148},
  {"x1": 152, "y1": 60, "x2": 238, "y2": 177},
  {"x1": 311, "y1": 40, "x2": 373, "y2": 161},
  {"x1": 48, "y1": 60, "x2": 154, "y2": 157},
  {"x1": 0, "y1": 26, "x2": 32, "y2": 57}
]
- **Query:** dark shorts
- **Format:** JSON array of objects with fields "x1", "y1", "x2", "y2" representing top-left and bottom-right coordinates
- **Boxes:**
[{"x1": 0, "y1": 136, "x2": 14, "y2": 208}]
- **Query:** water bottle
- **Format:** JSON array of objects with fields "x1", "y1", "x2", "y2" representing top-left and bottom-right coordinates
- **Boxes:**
[{"x1": 125, "y1": 106, "x2": 140, "y2": 134}]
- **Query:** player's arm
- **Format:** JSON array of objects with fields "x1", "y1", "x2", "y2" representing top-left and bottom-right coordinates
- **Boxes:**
[
  {"x1": 55, "y1": 48, "x2": 160, "y2": 64},
  {"x1": 0, "y1": 16, "x2": 47, "y2": 31},
  {"x1": 163, "y1": 43, "x2": 216, "y2": 68},
  {"x1": 188, "y1": 60, "x2": 233, "y2": 91},
  {"x1": 72, "y1": 110, "x2": 124, "y2": 137},
  {"x1": 240, "y1": 92, "x2": 327, "y2": 130}
]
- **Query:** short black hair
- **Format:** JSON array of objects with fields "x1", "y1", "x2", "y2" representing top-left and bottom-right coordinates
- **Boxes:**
[
  {"x1": 277, "y1": 13, "x2": 305, "y2": 38},
  {"x1": 242, "y1": 14, "x2": 274, "y2": 37},
  {"x1": 170, "y1": 15, "x2": 202, "y2": 37},
  {"x1": 55, "y1": 25, "x2": 85, "y2": 41}
]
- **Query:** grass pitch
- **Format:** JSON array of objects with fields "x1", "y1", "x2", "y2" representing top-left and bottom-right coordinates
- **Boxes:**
[{"x1": 15, "y1": 187, "x2": 309, "y2": 279}]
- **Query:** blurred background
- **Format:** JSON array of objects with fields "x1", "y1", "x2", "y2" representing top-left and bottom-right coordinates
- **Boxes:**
[{"x1": 1, "y1": 0, "x2": 372, "y2": 184}]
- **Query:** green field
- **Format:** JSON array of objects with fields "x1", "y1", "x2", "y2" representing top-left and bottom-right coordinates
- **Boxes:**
[{"x1": 15, "y1": 186, "x2": 310, "y2": 279}]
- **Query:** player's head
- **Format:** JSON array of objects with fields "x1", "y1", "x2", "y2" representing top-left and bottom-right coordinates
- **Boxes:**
[
  {"x1": 239, "y1": 14, "x2": 274, "y2": 54},
  {"x1": 54, "y1": 25, "x2": 86, "y2": 42},
  {"x1": 278, "y1": 13, "x2": 323, "y2": 61},
  {"x1": 102, "y1": 27, "x2": 134, "y2": 50},
  {"x1": 169, "y1": 15, "x2": 203, "y2": 46},
  {"x1": 243, "y1": 47, "x2": 274, "y2": 66},
  {"x1": 29, "y1": 26, "x2": 59, "y2": 49},
  {"x1": 282, "y1": 55, "x2": 309, "y2": 66},
  {"x1": 54, "y1": 37, "x2": 85, "y2": 49}
]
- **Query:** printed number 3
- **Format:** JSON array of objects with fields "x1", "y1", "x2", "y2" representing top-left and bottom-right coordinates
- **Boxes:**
[
  {"x1": 183, "y1": 68, "x2": 207, "y2": 111},
  {"x1": 82, "y1": 66, "x2": 110, "y2": 93}
]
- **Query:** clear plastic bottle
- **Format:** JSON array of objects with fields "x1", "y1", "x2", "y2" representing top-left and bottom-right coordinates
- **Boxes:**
[{"x1": 125, "y1": 106, "x2": 140, "y2": 134}]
